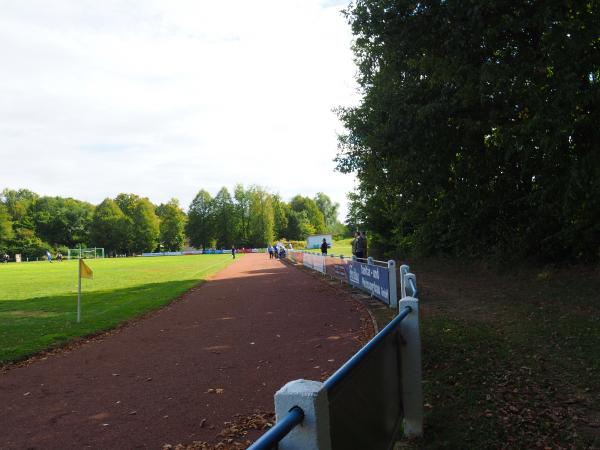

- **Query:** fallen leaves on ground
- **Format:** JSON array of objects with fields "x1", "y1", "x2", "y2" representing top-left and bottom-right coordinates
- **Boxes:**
[{"x1": 162, "y1": 411, "x2": 275, "y2": 450}]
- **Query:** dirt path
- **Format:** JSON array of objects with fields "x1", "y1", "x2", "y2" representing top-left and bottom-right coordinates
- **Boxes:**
[{"x1": 0, "y1": 254, "x2": 373, "y2": 449}]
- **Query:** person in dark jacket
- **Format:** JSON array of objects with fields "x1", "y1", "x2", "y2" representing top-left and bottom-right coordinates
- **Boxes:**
[
  {"x1": 359, "y1": 231, "x2": 368, "y2": 258},
  {"x1": 320, "y1": 238, "x2": 328, "y2": 256},
  {"x1": 351, "y1": 231, "x2": 360, "y2": 258}
]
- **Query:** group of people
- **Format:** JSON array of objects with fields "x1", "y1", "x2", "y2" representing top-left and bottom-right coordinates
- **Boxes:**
[
  {"x1": 268, "y1": 242, "x2": 290, "y2": 259},
  {"x1": 1, "y1": 253, "x2": 9, "y2": 263},
  {"x1": 352, "y1": 231, "x2": 368, "y2": 259},
  {"x1": 45, "y1": 251, "x2": 63, "y2": 262}
]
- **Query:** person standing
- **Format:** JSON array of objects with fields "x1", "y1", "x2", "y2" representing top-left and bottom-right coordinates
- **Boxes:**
[
  {"x1": 268, "y1": 245, "x2": 274, "y2": 259},
  {"x1": 355, "y1": 232, "x2": 365, "y2": 259},
  {"x1": 231, "y1": 246, "x2": 236, "y2": 259},
  {"x1": 359, "y1": 231, "x2": 368, "y2": 258},
  {"x1": 46, "y1": 250, "x2": 52, "y2": 263},
  {"x1": 320, "y1": 238, "x2": 328, "y2": 256},
  {"x1": 352, "y1": 231, "x2": 360, "y2": 258}
]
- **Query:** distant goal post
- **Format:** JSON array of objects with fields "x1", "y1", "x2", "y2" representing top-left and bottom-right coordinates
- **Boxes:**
[{"x1": 67, "y1": 248, "x2": 105, "y2": 260}]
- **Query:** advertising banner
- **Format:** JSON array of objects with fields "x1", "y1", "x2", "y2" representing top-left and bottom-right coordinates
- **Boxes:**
[
  {"x1": 348, "y1": 262, "x2": 390, "y2": 304},
  {"x1": 304, "y1": 253, "x2": 325, "y2": 273},
  {"x1": 303, "y1": 252, "x2": 314, "y2": 269},
  {"x1": 326, "y1": 256, "x2": 349, "y2": 282}
]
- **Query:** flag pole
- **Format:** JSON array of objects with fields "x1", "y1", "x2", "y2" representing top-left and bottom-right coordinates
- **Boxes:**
[{"x1": 77, "y1": 244, "x2": 81, "y2": 323}]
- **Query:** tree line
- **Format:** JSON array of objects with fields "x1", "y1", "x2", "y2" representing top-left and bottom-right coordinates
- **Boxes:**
[
  {"x1": 0, "y1": 186, "x2": 345, "y2": 258},
  {"x1": 336, "y1": 1, "x2": 599, "y2": 262}
]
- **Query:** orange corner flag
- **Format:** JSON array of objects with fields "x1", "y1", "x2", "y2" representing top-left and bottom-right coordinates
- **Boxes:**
[{"x1": 79, "y1": 259, "x2": 93, "y2": 279}]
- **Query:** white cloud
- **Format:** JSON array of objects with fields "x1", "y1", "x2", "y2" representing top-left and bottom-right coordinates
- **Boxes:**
[{"x1": 0, "y1": 0, "x2": 358, "y2": 219}]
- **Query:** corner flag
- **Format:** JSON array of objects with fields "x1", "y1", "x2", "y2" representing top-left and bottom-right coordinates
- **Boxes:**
[
  {"x1": 79, "y1": 259, "x2": 93, "y2": 279},
  {"x1": 77, "y1": 259, "x2": 93, "y2": 322}
]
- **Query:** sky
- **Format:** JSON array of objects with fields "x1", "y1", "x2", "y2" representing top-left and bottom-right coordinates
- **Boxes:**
[{"x1": 0, "y1": 0, "x2": 359, "y2": 220}]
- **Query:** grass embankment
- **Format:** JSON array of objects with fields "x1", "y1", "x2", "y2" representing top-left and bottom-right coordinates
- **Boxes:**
[
  {"x1": 406, "y1": 260, "x2": 599, "y2": 449},
  {"x1": 0, "y1": 255, "x2": 234, "y2": 364}
]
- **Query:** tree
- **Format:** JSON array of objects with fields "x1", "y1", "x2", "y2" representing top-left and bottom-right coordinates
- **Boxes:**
[
  {"x1": 157, "y1": 199, "x2": 186, "y2": 251},
  {"x1": 314, "y1": 192, "x2": 341, "y2": 234},
  {"x1": 289, "y1": 195, "x2": 326, "y2": 234},
  {"x1": 6, "y1": 228, "x2": 48, "y2": 260},
  {"x1": 272, "y1": 194, "x2": 289, "y2": 239},
  {"x1": 1, "y1": 188, "x2": 38, "y2": 226},
  {"x1": 337, "y1": 0, "x2": 600, "y2": 261},
  {"x1": 130, "y1": 198, "x2": 160, "y2": 253},
  {"x1": 114, "y1": 193, "x2": 141, "y2": 251},
  {"x1": 247, "y1": 187, "x2": 274, "y2": 247},
  {"x1": 212, "y1": 188, "x2": 237, "y2": 248},
  {"x1": 90, "y1": 198, "x2": 129, "y2": 255},
  {"x1": 186, "y1": 190, "x2": 214, "y2": 249},
  {"x1": 29, "y1": 197, "x2": 94, "y2": 247},
  {"x1": 233, "y1": 184, "x2": 250, "y2": 246},
  {"x1": 0, "y1": 202, "x2": 13, "y2": 249},
  {"x1": 286, "y1": 210, "x2": 315, "y2": 240}
]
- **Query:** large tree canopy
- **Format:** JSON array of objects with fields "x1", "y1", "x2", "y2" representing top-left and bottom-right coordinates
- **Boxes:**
[
  {"x1": 337, "y1": 0, "x2": 600, "y2": 261},
  {"x1": 157, "y1": 199, "x2": 186, "y2": 251},
  {"x1": 1, "y1": 185, "x2": 344, "y2": 257},
  {"x1": 186, "y1": 190, "x2": 215, "y2": 249}
]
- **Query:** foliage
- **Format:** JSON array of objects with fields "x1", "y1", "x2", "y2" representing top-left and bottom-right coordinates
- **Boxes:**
[
  {"x1": 130, "y1": 198, "x2": 160, "y2": 253},
  {"x1": 247, "y1": 186, "x2": 275, "y2": 247},
  {"x1": 5, "y1": 228, "x2": 48, "y2": 260},
  {"x1": 212, "y1": 188, "x2": 237, "y2": 248},
  {"x1": 186, "y1": 190, "x2": 214, "y2": 249},
  {"x1": 1, "y1": 186, "x2": 343, "y2": 256},
  {"x1": 337, "y1": 0, "x2": 600, "y2": 262},
  {"x1": 0, "y1": 203, "x2": 13, "y2": 249},
  {"x1": 157, "y1": 199, "x2": 186, "y2": 251},
  {"x1": 314, "y1": 192, "x2": 342, "y2": 233},
  {"x1": 90, "y1": 198, "x2": 129, "y2": 255},
  {"x1": 271, "y1": 194, "x2": 289, "y2": 239},
  {"x1": 234, "y1": 184, "x2": 250, "y2": 246},
  {"x1": 289, "y1": 195, "x2": 326, "y2": 235},
  {"x1": 30, "y1": 196, "x2": 94, "y2": 247}
]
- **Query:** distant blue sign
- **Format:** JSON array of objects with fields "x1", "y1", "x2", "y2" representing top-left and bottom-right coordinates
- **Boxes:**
[{"x1": 348, "y1": 262, "x2": 390, "y2": 304}]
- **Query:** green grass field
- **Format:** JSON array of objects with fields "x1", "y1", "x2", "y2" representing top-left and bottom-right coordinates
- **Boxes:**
[
  {"x1": 303, "y1": 237, "x2": 353, "y2": 256},
  {"x1": 0, "y1": 255, "x2": 235, "y2": 364}
]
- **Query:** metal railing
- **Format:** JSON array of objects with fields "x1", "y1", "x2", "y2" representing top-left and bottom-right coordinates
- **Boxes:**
[
  {"x1": 248, "y1": 406, "x2": 305, "y2": 450},
  {"x1": 287, "y1": 250, "x2": 399, "y2": 308},
  {"x1": 248, "y1": 265, "x2": 422, "y2": 449},
  {"x1": 323, "y1": 306, "x2": 412, "y2": 391}
]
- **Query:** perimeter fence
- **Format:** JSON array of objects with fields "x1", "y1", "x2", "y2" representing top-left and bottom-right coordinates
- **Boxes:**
[{"x1": 288, "y1": 250, "x2": 401, "y2": 308}]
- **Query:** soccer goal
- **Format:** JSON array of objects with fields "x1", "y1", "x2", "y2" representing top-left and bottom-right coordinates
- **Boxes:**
[{"x1": 67, "y1": 248, "x2": 105, "y2": 260}]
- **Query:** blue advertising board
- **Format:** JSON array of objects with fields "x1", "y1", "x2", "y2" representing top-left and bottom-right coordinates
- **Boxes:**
[{"x1": 348, "y1": 262, "x2": 390, "y2": 304}]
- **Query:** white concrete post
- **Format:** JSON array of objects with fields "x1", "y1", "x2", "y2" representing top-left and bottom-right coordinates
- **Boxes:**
[
  {"x1": 399, "y1": 264, "x2": 410, "y2": 298},
  {"x1": 274, "y1": 379, "x2": 332, "y2": 450},
  {"x1": 399, "y1": 296, "x2": 423, "y2": 437},
  {"x1": 388, "y1": 260, "x2": 398, "y2": 308}
]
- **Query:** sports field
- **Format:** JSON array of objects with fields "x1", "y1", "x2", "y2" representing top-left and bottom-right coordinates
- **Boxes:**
[
  {"x1": 303, "y1": 237, "x2": 353, "y2": 256},
  {"x1": 0, "y1": 255, "x2": 235, "y2": 364}
]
